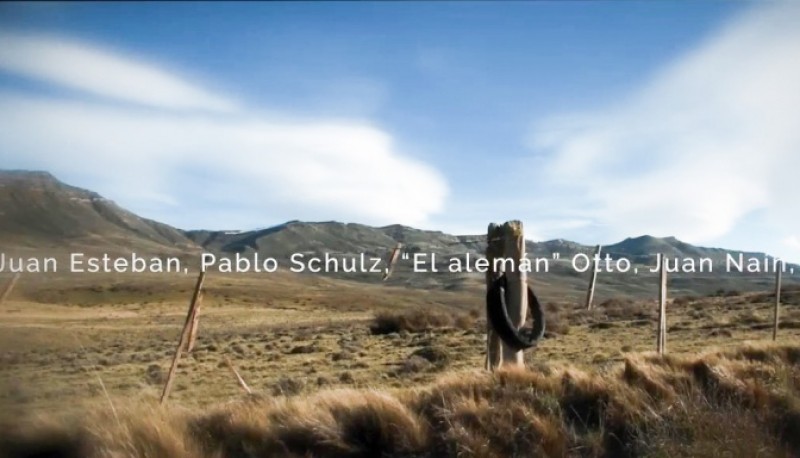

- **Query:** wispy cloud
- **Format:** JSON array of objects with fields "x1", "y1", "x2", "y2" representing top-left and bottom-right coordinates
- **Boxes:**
[
  {"x1": 0, "y1": 33, "x2": 237, "y2": 112},
  {"x1": 527, "y1": 3, "x2": 800, "y2": 258},
  {"x1": 0, "y1": 34, "x2": 448, "y2": 230}
]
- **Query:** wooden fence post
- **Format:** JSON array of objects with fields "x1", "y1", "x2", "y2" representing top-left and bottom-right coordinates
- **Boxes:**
[
  {"x1": 585, "y1": 245, "x2": 602, "y2": 310},
  {"x1": 224, "y1": 356, "x2": 253, "y2": 394},
  {"x1": 773, "y1": 260, "x2": 783, "y2": 341},
  {"x1": 185, "y1": 290, "x2": 204, "y2": 353},
  {"x1": 485, "y1": 224, "x2": 503, "y2": 370},
  {"x1": 485, "y1": 221, "x2": 527, "y2": 370},
  {"x1": 0, "y1": 273, "x2": 21, "y2": 305},
  {"x1": 382, "y1": 243, "x2": 403, "y2": 281},
  {"x1": 160, "y1": 271, "x2": 206, "y2": 405},
  {"x1": 657, "y1": 254, "x2": 667, "y2": 355}
]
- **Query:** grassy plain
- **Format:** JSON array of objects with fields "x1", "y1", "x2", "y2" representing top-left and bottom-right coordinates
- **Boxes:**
[{"x1": 2, "y1": 271, "x2": 800, "y2": 456}]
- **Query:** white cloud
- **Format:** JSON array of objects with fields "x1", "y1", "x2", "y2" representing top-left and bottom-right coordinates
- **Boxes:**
[
  {"x1": 0, "y1": 33, "x2": 237, "y2": 112},
  {"x1": 527, "y1": 2, "x2": 800, "y2": 259},
  {"x1": 0, "y1": 34, "x2": 448, "y2": 230},
  {"x1": 785, "y1": 236, "x2": 800, "y2": 251}
]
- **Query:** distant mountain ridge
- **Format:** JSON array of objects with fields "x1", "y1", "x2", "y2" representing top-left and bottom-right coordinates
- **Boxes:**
[
  {"x1": 185, "y1": 221, "x2": 771, "y2": 267},
  {"x1": 0, "y1": 169, "x2": 781, "y2": 263},
  {"x1": 185, "y1": 221, "x2": 486, "y2": 259},
  {"x1": 0, "y1": 169, "x2": 793, "y2": 297},
  {"x1": 603, "y1": 235, "x2": 769, "y2": 265}
]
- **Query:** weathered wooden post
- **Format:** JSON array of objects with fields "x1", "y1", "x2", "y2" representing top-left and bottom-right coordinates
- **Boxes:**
[
  {"x1": 224, "y1": 356, "x2": 253, "y2": 394},
  {"x1": 585, "y1": 245, "x2": 602, "y2": 310},
  {"x1": 160, "y1": 271, "x2": 206, "y2": 404},
  {"x1": 485, "y1": 221, "x2": 528, "y2": 369},
  {"x1": 657, "y1": 254, "x2": 667, "y2": 355},
  {"x1": 773, "y1": 260, "x2": 783, "y2": 341},
  {"x1": 382, "y1": 243, "x2": 403, "y2": 281},
  {"x1": 186, "y1": 290, "x2": 204, "y2": 353},
  {"x1": 0, "y1": 273, "x2": 20, "y2": 305},
  {"x1": 485, "y1": 224, "x2": 503, "y2": 370}
]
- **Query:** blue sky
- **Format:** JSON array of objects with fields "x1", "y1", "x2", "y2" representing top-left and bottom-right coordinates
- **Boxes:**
[{"x1": 1, "y1": 2, "x2": 800, "y2": 262}]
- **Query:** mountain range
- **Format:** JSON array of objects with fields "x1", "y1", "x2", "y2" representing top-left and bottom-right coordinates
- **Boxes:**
[{"x1": 0, "y1": 170, "x2": 794, "y2": 299}]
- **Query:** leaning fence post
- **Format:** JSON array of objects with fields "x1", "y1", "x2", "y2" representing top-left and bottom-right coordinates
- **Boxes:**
[
  {"x1": 485, "y1": 221, "x2": 527, "y2": 370},
  {"x1": 185, "y1": 290, "x2": 204, "y2": 353},
  {"x1": 657, "y1": 254, "x2": 667, "y2": 355},
  {"x1": 0, "y1": 273, "x2": 21, "y2": 305},
  {"x1": 382, "y1": 243, "x2": 403, "y2": 281},
  {"x1": 773, "y1": 260, "x2": 783, "y2": 341},
  {"x1": 585, "y1": 245, "x2": 602, "y2": 310},
  {"x1": 160, "y1": 271, "x2": 206, "y2": 404},
  {"x1": 224, "y1": 356, "x2": 253, "y2": 394}
]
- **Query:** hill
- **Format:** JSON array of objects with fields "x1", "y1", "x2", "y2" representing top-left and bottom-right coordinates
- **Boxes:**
[
  {"x1": 1, "y1": 169, "x2": 795, "y2": 298},
  {"x1": 0, "y1": 170, "x2": 197, "y2": 255},
  {"x1": 186, "y1": 222, "x2": 797, "y2": 298},
  {"x1": 605, "y1": 235, "x2": 765, "y2": 265}
]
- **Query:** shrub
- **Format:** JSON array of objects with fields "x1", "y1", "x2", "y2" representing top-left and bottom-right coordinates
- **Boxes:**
[
  {"x1": 370, "y1": 309, "x2": 471, "y2": 335},
  {"x1": 272, "y1": 377, "x2": 304, "y2": 396},
  {"x1": 673, "y1": 295, "x2": 699, "y2": 306},
  {"x1": 288, "y1": 345, "x2": 317, "y2": 355},
  {"x1": 339, "y1": 372, "x2": 355, "y2": 384},
  {"x1": 453, "y1": 314, "x2": 476, "y2": 331},
  {"x1": 411, "y1": 345, "x2": 451, "y2": 366},
  {"x1": 332, "y1": 351, "x2": 354, "y2": 362},
  {"x1": 397, "y1": 356, "x2": 432, "y2": 375},
  {"x1": 599, "y1": 298, "x2": 644, "y2": 320},
  {"x1": 545, "y1": 313, "x2": 570, "y2": 337},
  {"x1": 145, "y1": 364, "x2": 165, "y2": 385},
  {"x1": 737, "y1": 310, "x2": 764, "y2": 325}
]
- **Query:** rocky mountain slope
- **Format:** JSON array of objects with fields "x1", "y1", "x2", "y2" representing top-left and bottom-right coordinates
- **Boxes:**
[
  {"x1": 0, "y1": 170, "x2": 196, "y2": 255},
  {"x1": 1, "y1": 169, "x2": 794, "y2": 299}
]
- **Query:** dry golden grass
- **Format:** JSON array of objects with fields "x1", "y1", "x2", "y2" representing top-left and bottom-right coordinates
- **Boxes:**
[
  {"x1": 3, "y1": 343, "x2": 800, "y2": 457},
  {"x1": 0, "y1": 271, "x2": 486, "y2": 412},
  {"x1": 4, "y1": 272, "x2": 800, "y2": 456},
  {"x1": 4, "y1": 274, "x2": 800, "y2": 412}
]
